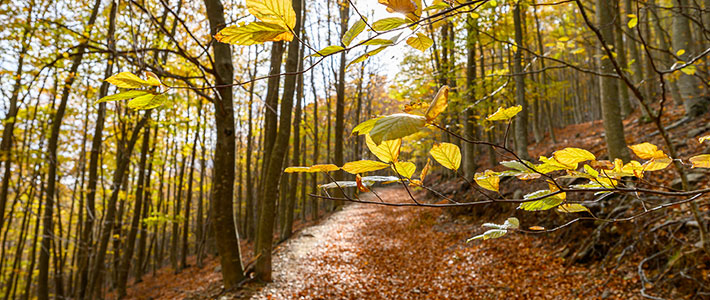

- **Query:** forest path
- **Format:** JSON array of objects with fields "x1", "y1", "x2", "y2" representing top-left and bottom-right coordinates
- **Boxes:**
[{"x1": 250, "y1": 187, "x2": 636, "y2": 299}]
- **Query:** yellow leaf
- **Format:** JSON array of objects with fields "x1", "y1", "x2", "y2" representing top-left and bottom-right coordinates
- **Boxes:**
[
  {"x1": 342, "y1": 160, "x2": 390, "y2": 174},
  {"x1": 689, "y1": 154, "x2": 710, "y2": 168},
  {"x1": 215, "y1": 22, "x2": 293, "y2": 45},
  {"x1": 284, "y1": 167, "x2": 309, "y2": 173},
  {"x1": 557, "y1": 204, "x2": 590, "y2": 213},
  {"x1": 309, "y1": 45, "x2": 345, "y2": 57},
  {"x1": 486, "y1": 105, "x2": 522, "y2": 121},
  {"x1": 424, "y1": 85, "x2": 448, "y2": 121},
  {"x1": 246, "y1": 0, "x2": 296, "y2": 30},
  {"x1": 430, "y1": 142, "x2": 461, "y2": 170},
  {"x1": 284, "y1": 164, "x2": 340, "y2": 173},
  {"x1": 627, "y1": 16, "x2": 638, "y2": 28},
  {"x1": 420, "y1": 158, "x2": 431, "y2": 181},
  {"x1": 475, "y1": 170, "x2": 500, "y2": 192},
  {"x1": 680, "y1": 64, "x2": 696, "y2": 75},
  {"x1": 620, "y1": 160, "x2": 644, "y2": 178},
  {"x1": 406, "y1": 33, "x2": 434, "y2": 52},
  {"x1": 553, "y1": 147, "x2": 595, "y2": 168},
  {"x1": 699, "y1": 135, "x2": 710, "y2": 143},
  {"x1": 392, "y1": 161, "x2": 416, "y2": 178},
  {"x1": 676, "y1": 49, "x2": 686, "y2": 56},
  {"x1": 356, "y1": 174, "x2": 371, "y2": 192},
  {"x1": 536, "y1": 156, "x2": 570, "y2": 173},
  {"x1": 366, "y1": 135, "x2": 401, "y2": 163},
  {"x1": 106, "y1": 72, "x2": 159, "y2": 89},
  {"x1": 127, "y1": 94, "x2": 167, "y2": 110},
  {"x1": 144, "y1": 71, "x2": 162, "y2": 86},
  {"x1": 628, "y1": 142, "x2": 666, "y2": 159},
  {"x1": 642, "y1": 157, "x2": 672, "y2": 172},
  {"x1": 309, "y1": 164, "x2": 340, "y2": 172},
  {"x1": 97, "y1": 90, "x2": 151, "y2": 104},
  {"x1": 377, "y1": 0, "x2": 422, "y2": 22}
]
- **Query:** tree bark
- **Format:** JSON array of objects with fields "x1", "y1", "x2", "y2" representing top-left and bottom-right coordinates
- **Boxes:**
[
  {"x1": 513, "y1": 1, "x2": 530, "y2": 159},
  {"x1": 255, "y1": 0, "x2": 303, "y2": 281},
  {"x1": 595, "y1": 0, "x2": 630, "y2": 161},
  {"x1": 204, "y1": 0, "x2": 246, "y2": 288}
]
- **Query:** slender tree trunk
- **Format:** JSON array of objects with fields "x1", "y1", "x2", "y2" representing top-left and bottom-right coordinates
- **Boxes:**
[
  {"x1": 255, "y1": 0, "x2": 303, "y2": 281},
  {"x1": 513, "y1": 1, "x2": 530, "y2": 159},
  {"x1": 245, "y1": 52, "x2": 258, "y2": 242},
  {"x1": 117, "y1": 117, "x2": 152, "y2": 298},
  {"x1": 614, "y1": 1, "x2": 631, "y2": 117},
  {"x1": 282, "y1": 35, "x2": 306, "y2": 241},
  {"x1": 463, "y1": 16, "x2": 477, "y2": 179},
  {"x1": 204, "y1": 0, "x2": 246, "y2": 288},
  {"x1": 86, "y1": 112, "x2": 150, "y2": 298},
  {"x1": 595, "y1": 0, "x2": 630, "y2": 161},
  {"x1": 672, "y1": 0, "x2": 703, "y2": 116},
  {"x1": 39, "y1": 1, "x2": 102, "y2": 298}
]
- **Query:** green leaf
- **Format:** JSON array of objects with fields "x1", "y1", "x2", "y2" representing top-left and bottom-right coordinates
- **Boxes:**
[
  {"x1": 429, "y1": 142, "x2": 461, "y2": 170},
  {"x1": 468, "y1": 229, "x2": 507, "y2": 241},
  {"x1": 215, "y1": 22, "x2": 292, "y2": 45},
  {"x1": 342, "y1": 160, "x2": 390, "y2": 174},
  {"x1": 372, "y1": 17, "x2": 407, "y2": 31},
  {"x1": 127, "y1": 94, "x2": 167, "y2": 110},
  {"x1": 352, "y1": 117, "x2": 383, "y2": 136},
  {"x1": 347, "y1": 46, "x2": 388, "y2": 69},
  {"x1": 97, "y1": 90, "x2": 151, "y2": 103},
  {"x1": 309, "y1": 45, "x2": 345, "y2": 57},
  {"x1": 362, "y1": 39, "x2": 395, "y2": 46},
  {"x1": 468, "y1": 217, "x2": 518, "y2": 241},
  {"x1": 369, "y1": 113, "x2": 426, "y2": 144},
  {"x1": 500, "y1": 160, "x2": 535, "y2": 172},
  {"x1": 518, "y1": 190, "x2": 564, "y2": 211},
  {"x1": 342, "y1": 18, "x2": 367, "y2": 47},
  {"x1": 406, "y1": 33, "x2": 434, "y2": 52}
]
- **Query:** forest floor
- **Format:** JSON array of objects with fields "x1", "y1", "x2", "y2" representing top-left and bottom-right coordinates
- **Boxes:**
[{"x1": 126, "y1": 187, "x2": 639, "y2": 300}]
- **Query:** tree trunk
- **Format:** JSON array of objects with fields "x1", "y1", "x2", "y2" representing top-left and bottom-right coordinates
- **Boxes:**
[
  {"x1": 85, "y1": 112, "x2": 149, "y2": 298},
  {"x1": 255, "y1": 0, "x2": 303, "y2": 281},
  {"x1": 203, "y1": 0, "x2": 246, "y2": 288},
  {"x1": 38, "y1": 1, "x2": 102, "y2": 298},
  {"x1": 513, "y1": 1, "x2": 530, "y2": 159},
  {"x1": 596, "y1": 0, "x2": 630, "y2": 161},
  {"x1": 672, "y1": 0, "x2": 704, "y2": 116},
  {"x1": 116, "y1": 117, "x2": 152, "y2": 298},
  {"x1": 463, "y1": 16, "x2": 477, "y2": 179}
]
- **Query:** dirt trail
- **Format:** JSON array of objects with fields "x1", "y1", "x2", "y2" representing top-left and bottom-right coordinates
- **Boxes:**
[{"x1": 251, "y1": 187, "x2": 637, "y2": 300}]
